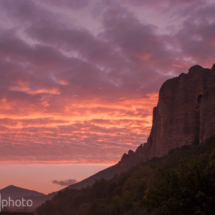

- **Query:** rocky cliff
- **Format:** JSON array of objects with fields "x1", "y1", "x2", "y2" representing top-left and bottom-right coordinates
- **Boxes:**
[{"x1": 117, "y1": 64, "x2": 215, "y2": 174}]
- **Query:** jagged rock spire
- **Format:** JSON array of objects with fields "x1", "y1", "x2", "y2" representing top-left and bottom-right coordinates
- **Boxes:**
[{"x1": 211, "y1": 63, "x2": 215, "y2": 71}]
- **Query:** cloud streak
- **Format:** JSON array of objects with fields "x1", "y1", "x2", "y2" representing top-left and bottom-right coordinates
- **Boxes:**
[{"x1": 52, "y1": 179, "x2": 78, "y2": 186}]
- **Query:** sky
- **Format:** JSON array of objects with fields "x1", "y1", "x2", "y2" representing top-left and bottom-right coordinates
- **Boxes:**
[{"x1": 0, "y1": 0, "x2": 215, "y2": 194}]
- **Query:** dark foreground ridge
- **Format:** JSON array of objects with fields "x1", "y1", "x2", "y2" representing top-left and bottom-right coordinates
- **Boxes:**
[
  {"x1": 36, "y1": 136, "x2": 215, "y2": 215},
  {"x1": 117, "y1": 63, "x2": 215, "y2": 174}
]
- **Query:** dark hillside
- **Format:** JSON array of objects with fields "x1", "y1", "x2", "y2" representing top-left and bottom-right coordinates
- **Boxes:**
[
  {"x1": 69, "y1": 165, "x2": 117, "y2": 190},
  {"x1": 36, "y1": 136, "x2": 215, "y2": 215}
]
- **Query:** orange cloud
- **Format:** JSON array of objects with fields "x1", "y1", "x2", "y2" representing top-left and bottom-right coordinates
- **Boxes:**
[
  {"x1": 9, "y1": 86, "x2": 60, "y2": 95},
  {"x1": 0, "y1": 93, "x2": 158, "y2": 164}
]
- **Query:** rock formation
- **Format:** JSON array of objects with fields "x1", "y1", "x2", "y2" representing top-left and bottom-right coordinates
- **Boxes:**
[{"x1": 117, "y1": 64, "x2": 215, "y2": 174}]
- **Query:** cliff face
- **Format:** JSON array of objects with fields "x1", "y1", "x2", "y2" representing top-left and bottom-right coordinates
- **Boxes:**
[{"x1": 117, "y1": 64, "x2": 215, "y2": 174}]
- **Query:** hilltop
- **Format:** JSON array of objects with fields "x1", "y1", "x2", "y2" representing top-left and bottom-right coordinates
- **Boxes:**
[{"x1": 0, "y1": 185, "x2": 45, "y2": 199}]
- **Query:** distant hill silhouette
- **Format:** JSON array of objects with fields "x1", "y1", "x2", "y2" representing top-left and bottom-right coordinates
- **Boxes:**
[
  {"x1": 0, "y1": 185, "x2": 50, "y2": 212},
  {"x1": 0, "y1": 185, "x2": 44, "y2": 199}
]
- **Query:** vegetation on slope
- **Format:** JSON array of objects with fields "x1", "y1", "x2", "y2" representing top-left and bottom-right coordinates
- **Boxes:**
[{"x1": 37, "y1": 136, "x2": 215, "y2": 215}]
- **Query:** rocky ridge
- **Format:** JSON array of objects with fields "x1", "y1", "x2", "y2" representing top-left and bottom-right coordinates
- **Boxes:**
[{"x1": 117, "y1": 64, "x2": 215, "y2": 174}]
